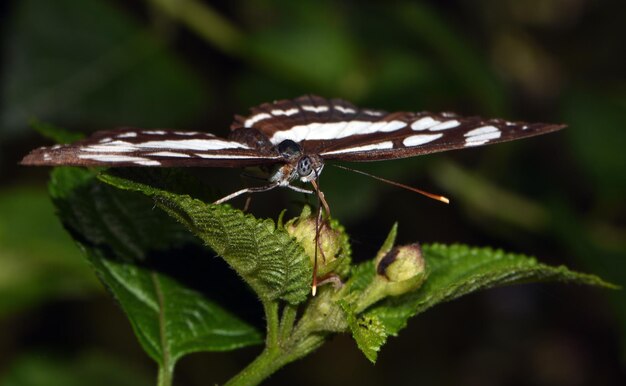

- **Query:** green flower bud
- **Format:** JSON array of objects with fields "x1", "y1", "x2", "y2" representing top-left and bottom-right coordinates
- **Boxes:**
[
  {"x1": 375, "y1": 243, "x2": 426, "y2": 296},
  {"x1": 353, "y1": 244, "x2": 427, "y2": 313},
  {"x1": 285, "y1": 206, "x2": 351, "y2": 279}
]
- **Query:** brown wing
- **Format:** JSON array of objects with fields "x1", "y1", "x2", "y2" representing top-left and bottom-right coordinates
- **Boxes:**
[
  {"x1": 232, "y1": 95, "x2": 565, "y2": 162},
  {"x1": 21, "y1": 128, "x2": 282, "y2": 168}
]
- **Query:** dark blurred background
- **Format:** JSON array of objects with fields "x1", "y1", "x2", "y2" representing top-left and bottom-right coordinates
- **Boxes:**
[{"x1": 0, "y1": 0, "x2": 624, "y2": 385}]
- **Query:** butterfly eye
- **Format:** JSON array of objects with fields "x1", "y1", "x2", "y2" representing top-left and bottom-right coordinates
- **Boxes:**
[
  {"x1": 277, "y1": 140, "x2": 301, "y2": 159},
  {"x1": 297, "y1": 156, "x2": 313, "y2": 178}
]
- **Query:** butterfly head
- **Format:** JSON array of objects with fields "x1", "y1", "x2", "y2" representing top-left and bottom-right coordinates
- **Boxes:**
[
  {"x1": 271, "y1": 139, "x2": 324, "y2": 185},
  {"x1": 296, "y1": 155, "x2": 324, "y2": 182}
]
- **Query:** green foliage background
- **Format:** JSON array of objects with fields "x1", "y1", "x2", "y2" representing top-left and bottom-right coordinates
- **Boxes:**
[{"x1": 1, "y1": 0, "x2": 624, "y2": 385}]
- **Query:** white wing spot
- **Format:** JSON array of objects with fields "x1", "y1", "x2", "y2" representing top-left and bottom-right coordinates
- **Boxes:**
[
  {"x1": 99, "y1": 137, "x2": 112, "y2": 143},
  {"x1": 271, "y1": 108, "x2": 299, "y2": 116},
  {"x1": 244, "y1": 113, "x2": 272, "y2": 128},
  {"x1": 322, "y1": 141, "x2": 394, "y2": 155},
  {"x1": 379, "y1": 120, "x2": 407, "y2": 132},
  {"x1": 144, "y1": 130, "x2": 167, "y2": 135},
  {"x1": 363, "y1": 109, "x2": 384, "y2": 116},
  {"x1": 411, "y1": 117, "x2": 441, "y2": 131},
  {"x1": 464, "y1": 126, "x2": 501, "y2": 146},
  {"x1": 135, "y1": 160, "x2": 161, "y2": 166},
  {"x1": 83, "y1": 140, "x2": 137, "y2": 152},
  {"x1": 79, "y1": 154, "x2": 154, "y2": 163},
  {"x1": 269, "y1": 120, "x2": 406, "y2": 144},
  {"x1": 403, "y1": 133, "x2": 443, "y2": 147},
  {"x1": 302, "y1": 105, "x2": 329, "y2": 113},
  {"x1": 117, "y1": 132, "x2": 137, "y2": 138},
  {"x1": 194, "y1": 153, "x2": 276, "y2": 159},
  {"x1": 429, "y1": 120, "x2": 460, "y2": 131},
  {"x1": 334, "y1": 121, "x2": 372, "y2": 139},
  {"x1": 465, "y1": 126, "x2": 500, "y2": 136},
  {"x1": 135, "y1": 139, "x2": 250, "y2": 151},
  {"x1": 148, "y1": 151, "x2": 191, "y2": 158},
  {"x1": 334, "y1": 106, "x2": 356, "y2": 114}
]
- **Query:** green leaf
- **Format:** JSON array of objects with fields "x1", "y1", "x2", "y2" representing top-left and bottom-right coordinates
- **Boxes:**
[
  {"x1": 369, "y1": 244, "x2": 616, "y2": 336},
  {"x1": 98, "y1": 170, "x2": 312, "y2": 304},
  {"x1": 343, "y1": 243, "x2": 615, "y2": 362},
  {"x1": 87, "y1": 253, "x2": 262, "y2": 368},
  {"x1": 49, "y1": 167, "x2": 262, "y2": 372},
  {"x1": 338, "y1": 299, "x2": 385, "y2": 363},
  {"x1": 346, "y1": 312, "x2": 386, "y2": 363},
  {"x1": 375, "y1": 223, "x2": 398, "y2": 261},
  {"x1": 49, "y1": 168, "x2": 193, "y2": 260}
]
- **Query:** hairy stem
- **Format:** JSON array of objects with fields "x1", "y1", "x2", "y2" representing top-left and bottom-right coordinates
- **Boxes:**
[
  {"x1": 264, "y1": 301, "x2": 280, "y2": 349},
  {"x1": 224, "y1": 347, "x2": 284, "y2": 386},
  {"x1": 225, "y1": 301, "x2": 326, "y2": 386},
  {"x1": 224, "y1": 334, "x2": 325, "y2": 386},
  {"x1": 157, "y1": 366, "x2": 173, "y2": 386},
  {"x1": 279, "y1": 304, "x2": 298, "y2": 341}
]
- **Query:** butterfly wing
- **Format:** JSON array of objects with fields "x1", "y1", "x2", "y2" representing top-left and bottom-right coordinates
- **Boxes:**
[
  {"x1": 21, "y1": 128, "x2": 282, "y2": 168},
  {"x1": 23, "y1": 96, "x2": 564, "y2": 168},
  {"x1": 234, "y1": 95, "x2": 565, "y2": 162},
  {"x1": 316, "y1": 113, "x2": 565, "y2": 161}
]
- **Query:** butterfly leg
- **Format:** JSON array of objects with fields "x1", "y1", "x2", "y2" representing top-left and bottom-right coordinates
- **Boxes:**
[
  {"x1": 285, "y1": 184, "x2": 314, "y2": 195},
  {"x1": 213, "y1": 181, "x2": 281, "y2": 205},
  {"x1": 309, "y1": 179, "x2": 331, "y2": 218},
  {"x1": 316, "y1": 274, "x2": 344, "y2": 290},
  {"x1": 243, "y1": 195, "x2": 253, "y2": 212}
]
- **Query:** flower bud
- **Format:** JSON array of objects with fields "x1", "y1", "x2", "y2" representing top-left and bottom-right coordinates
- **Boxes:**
[
  {"x1": 352, "y1": 243, "x2": 427, "y2": 313},
  {"x1": 285, "y1": 206, "x2": 350, "y2": 278},
  {"x1": 375, "y1": 243, "x2": 426, "y2": 296}
]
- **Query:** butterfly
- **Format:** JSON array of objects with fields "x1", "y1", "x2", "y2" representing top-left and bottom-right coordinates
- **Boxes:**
[
  {"x1": 22, "y1": 94, "x2": 564, "y2": 198},
  {"x1": 22, "y1": 95, "x2": 565, "y2": 293}
]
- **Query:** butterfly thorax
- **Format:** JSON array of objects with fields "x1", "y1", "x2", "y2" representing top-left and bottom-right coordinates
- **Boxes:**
[
  {"x1": 270, "y1": 139, "x2": 324, "y2": 186},
  {"x1": 228, "y1": 127, "x2": 323, "y2": 187}
]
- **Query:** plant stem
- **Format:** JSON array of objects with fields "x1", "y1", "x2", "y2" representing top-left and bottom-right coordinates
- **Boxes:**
[
  {"x1": 263, "y1": 301, "x2": 280, "y2": 349},
  {"x1": 224, "y1": 347, "x2": 284, "y2": 386},
  {"x1": 225, "y1": 301, "x2": 326, "y2": 385},
  {"x1": 224, "y1": 335, "x2": 325, "y2": 386},
  {"x1": 157, "y1": 366, "x2": 173, "y2": 386},
  {"x1": 279, "y1": 304, "x2": 298, "y2": 341}
]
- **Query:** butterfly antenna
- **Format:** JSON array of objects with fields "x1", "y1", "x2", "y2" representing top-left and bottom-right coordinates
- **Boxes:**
[
  {"x1": 310, "y1": 179, "x2": 331, "y2": 217},
  {"x1": 331, "y1": 164, "x2": 450, "y2": 204}
]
